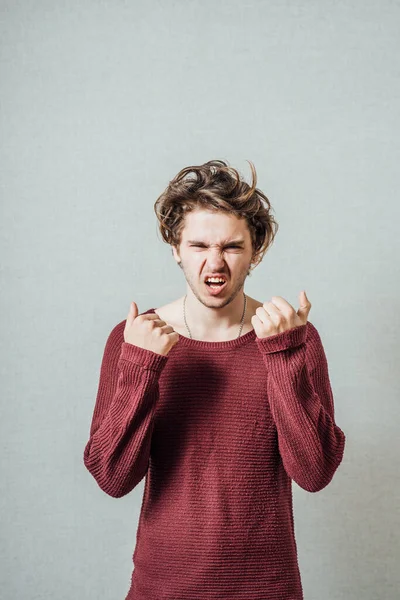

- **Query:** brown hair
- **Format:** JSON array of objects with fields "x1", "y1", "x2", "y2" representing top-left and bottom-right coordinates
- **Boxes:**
[{"x1": 153, "y1": 159, "x2": 279, "y2": 274}]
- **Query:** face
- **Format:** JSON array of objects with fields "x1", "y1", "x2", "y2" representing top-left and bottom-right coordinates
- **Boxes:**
[{"x1": 172, "y1": 209, "x2": 255, "y2": 308}]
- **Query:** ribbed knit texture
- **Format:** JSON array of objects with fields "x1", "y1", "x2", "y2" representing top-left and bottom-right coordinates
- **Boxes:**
[{"x1": 83, "y1": 307, "x2": 346, "y2": 600}]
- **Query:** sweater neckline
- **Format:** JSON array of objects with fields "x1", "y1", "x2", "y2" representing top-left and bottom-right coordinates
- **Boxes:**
[{"x1": 147, "y1": 308, "x2": 257, "y2": 350}]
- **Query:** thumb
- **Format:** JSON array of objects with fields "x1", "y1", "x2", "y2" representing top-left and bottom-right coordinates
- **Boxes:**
[
  {"x1": 127, "y1": 301, "x2": 138, "y2": 325},
  {"x1": 297, "y1": 290, "x2": 311, "y2": 322}
]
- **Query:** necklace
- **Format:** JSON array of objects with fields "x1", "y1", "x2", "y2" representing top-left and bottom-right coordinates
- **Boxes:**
[{"x1": 183, "y1": 292, "x2": 247, "y2": 340}]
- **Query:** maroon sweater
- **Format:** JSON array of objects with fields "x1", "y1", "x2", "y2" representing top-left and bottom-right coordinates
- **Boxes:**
[{"x1": 83, "y1": 307, "x2": 346, "y2": 600}]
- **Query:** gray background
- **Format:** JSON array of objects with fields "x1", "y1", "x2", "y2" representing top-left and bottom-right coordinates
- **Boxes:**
[{"x1": 1, "y1": 1, "x2": 399, "y2": 599}]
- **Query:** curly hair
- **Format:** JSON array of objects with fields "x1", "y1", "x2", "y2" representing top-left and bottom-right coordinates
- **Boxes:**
[{"x1": 153, "y1": 159, "x2": 279, "y2": 274}]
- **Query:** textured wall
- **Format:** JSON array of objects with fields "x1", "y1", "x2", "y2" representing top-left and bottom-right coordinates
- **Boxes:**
[{"x1": 1, "y1": 1, "x2": 398, "y2": 598}]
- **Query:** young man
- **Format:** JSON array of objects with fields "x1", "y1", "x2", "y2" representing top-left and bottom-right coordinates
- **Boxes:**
[{"x1": 83, "y1": 160, "x2": 346, "y2": 600}]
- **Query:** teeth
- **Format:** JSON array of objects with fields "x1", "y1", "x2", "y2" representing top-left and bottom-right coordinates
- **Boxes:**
[{"x1": 206, "y1": 277, "x2": 226, "y2": 283}]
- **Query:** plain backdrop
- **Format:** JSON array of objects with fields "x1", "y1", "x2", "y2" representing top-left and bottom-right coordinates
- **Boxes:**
[{"x1": 1, "y1": 1, "x2": 399, "y2": 599}]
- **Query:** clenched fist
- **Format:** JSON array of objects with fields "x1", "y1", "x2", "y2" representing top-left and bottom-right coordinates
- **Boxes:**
[{"x1": 124, "y1": 302, "x2": 180, "y2": 356}]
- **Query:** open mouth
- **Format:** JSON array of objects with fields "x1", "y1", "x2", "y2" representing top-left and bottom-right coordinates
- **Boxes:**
[{"x1": 204, "y1": 279, "x2": 228, "y2": 294}]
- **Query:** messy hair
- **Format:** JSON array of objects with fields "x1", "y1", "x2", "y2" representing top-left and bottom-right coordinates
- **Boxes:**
[{"x1": 153, "y1": 159, "x2": 279, "y2": 274}]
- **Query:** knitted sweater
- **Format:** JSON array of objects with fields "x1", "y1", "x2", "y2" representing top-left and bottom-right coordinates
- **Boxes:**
[{"x1": 83, "y1": 307, "x2": 346, "y2": 600}]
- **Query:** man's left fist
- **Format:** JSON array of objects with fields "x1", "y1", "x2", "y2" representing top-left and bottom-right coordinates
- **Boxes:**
[{"x1": 251, "y1": 290, "x2": 311, "y2": 339}]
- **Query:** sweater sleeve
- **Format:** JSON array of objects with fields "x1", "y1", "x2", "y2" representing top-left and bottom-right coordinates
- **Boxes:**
[
  {"x1": 83, "y1": 320, "x2": 169, "y2": 498},
  {"x1": 255, "y1": 320, "x2": 346, "y2": 493}
]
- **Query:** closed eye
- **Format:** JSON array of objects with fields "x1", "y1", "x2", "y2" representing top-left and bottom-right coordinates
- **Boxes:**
[{"x1": 190, "y1": 245, "x2": 242, "y2": 249}]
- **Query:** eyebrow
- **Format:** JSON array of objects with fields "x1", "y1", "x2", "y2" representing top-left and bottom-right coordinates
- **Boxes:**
[{"x1": 187, "y1": 239, "x2": 246, "y2": 246}]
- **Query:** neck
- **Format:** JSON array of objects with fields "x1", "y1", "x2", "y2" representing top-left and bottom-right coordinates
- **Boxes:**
[{"x1": 183, "y1": 289, "x2": 247, "y2": 337}]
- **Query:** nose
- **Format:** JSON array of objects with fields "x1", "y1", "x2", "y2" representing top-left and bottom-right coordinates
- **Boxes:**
[{"x1": 207, "y1": 248, "x2": 226, "y2": 270}]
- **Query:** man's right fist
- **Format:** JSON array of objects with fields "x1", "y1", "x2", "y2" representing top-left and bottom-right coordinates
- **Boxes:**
[{"x1": 123, "y1": 302, "x2": 180, "y2": 356}]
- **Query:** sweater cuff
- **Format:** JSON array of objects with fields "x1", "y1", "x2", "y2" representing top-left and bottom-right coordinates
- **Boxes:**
[
  {"x1": 119, "y1": 342, "x2": 169, "y2": 371},
  {"x1": 255, "y1": 323, "x2": 308, "y2": 354}
]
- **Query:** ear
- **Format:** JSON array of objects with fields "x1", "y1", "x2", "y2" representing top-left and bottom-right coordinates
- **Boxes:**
[
  {"x1": 172, "y1": 245, "x2": 180, "y2": 264},
  {"x1": 250, "y1": 249, "x2": 261, "y2": 269}
]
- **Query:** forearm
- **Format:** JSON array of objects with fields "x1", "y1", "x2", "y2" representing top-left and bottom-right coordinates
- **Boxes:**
[
  {"x1": 83, "y1": 341, "x2": 168, "y2": 498},
  {"x1": 256, "y1": 323, "x2": 346, "y2": 492}
]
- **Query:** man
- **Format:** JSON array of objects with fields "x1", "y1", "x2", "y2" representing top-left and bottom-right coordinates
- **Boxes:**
[{"x1": 83, "y1": 159, "x2": 346, "y2": 600}]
